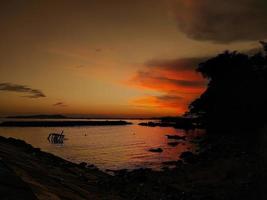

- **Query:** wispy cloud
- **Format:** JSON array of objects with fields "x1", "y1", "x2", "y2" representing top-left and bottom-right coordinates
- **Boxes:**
[
  {"x1": 137, "y1": 71, "x2": 205, "y2": 87},
  {"x1": 130, "y1": 56, "x2": 207, "y2": 94},
  {"x1": 129, "y1": 56, "x2": 207, "y2": 114},
  {"x1": 132, "y1": 94, "x2": 184, "y2": 108},
  {"x1": 95, "y1": 48, "x2": 102, "y2": 52},
  {"x1": 53, "y1": 102, "x2": 67, "y2": 107},
  {"x1": 0, "y1": 83, "x2": 46, "y2": 98}
]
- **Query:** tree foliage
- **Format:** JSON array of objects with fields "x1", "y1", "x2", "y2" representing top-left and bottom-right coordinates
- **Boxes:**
[{"x1": 188, "y1": 42, "x2": 267, "y2": 132}]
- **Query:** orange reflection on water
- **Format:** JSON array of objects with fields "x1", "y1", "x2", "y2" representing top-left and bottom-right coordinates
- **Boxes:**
[{"x1": 0, "y1": 120, "x2": 204, "y2": 171}]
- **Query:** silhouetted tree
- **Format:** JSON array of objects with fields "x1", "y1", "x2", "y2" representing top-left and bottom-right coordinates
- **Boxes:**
[{"x1": 188, "y1": 42, "x2": 267, "y2": 133}]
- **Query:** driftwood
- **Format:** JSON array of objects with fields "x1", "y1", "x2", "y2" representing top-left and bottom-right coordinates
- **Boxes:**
[{"x1": 48, "y1": 131, "x2": 64, "y2": 144}]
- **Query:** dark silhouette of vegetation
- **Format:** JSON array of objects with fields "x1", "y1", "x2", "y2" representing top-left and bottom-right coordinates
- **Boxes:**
[{"x1": 188, "y1": 42, "x2": 267, "y2": 132}]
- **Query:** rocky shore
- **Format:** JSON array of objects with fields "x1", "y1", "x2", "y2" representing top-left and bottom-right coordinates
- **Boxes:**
[
  {"x1": 0, "y1": 136, "x2": 122, "y2": 200},
  {"x1": 105, "y1": 132, "x2": 262, "y2": 200},
  {"x1": 0, "y1": 130, "x2": 265, "y2": 199},
  {"x1": 138, "y1": 117, "x2": 198, "y2": 130}
]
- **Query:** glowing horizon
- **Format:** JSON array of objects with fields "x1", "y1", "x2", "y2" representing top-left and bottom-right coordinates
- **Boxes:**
[{"x1": 0, "y1": 0, "x2": 263, "y2": 117}]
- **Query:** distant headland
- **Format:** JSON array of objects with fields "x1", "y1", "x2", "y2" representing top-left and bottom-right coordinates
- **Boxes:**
[
  {"x1": 6, "y1": 114, "x2": 159, "y2": 120},
  {"x1": 0, "y1": 120, "x2": 132, "y2": 127},
  {"x1": 7, "y1": 114, "x2": 67, "y2": 119}
]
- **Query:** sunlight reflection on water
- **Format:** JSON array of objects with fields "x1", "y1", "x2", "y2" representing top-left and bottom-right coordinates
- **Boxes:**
[{"x1": 0, "y1": 119, "x2": 203, "y2": 171}]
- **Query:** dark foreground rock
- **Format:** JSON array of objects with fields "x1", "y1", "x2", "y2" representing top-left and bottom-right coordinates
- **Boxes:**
[
  {"x1": 103, "y1": 132, "x2": 263, "y2": 200},
  {"x1": 0, "y1": 160, "x2": 37, "y2": 200},
  {"x1": 180, "y1": 151, "x2": 198, "y2": 164},
  {"x1": 0, "y1": 136, "x2": 123, "y2": 200},
  {"x1": 0, "y1": 131, "x2": 265, "y2": 200}
]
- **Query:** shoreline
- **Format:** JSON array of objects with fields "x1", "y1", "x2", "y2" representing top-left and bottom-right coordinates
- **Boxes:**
[
  {"x1": 0, "y1": 131, "x2": 262, "y2": 199},
  {"x1": 0, "y1": 136, "x2": 123, "y2": 199}
]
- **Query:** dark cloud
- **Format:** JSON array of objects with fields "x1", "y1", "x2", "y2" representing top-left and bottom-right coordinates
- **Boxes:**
[
  {"x1": 172, "y1": 0, "x2": 267, "y2": 43},
  {"x1": 157, "y1": 94, "x2": 183, "y2": 101},
  {"x1": 146, "y1": 57, "x2": 207, "y2": 71},
  {"x1": 136, "y1": 56, "x2": 206, "y2": 89},
  {"x1": 0, "y1": 83, "x2": 46, "y2": 98},
  {"x1": 53, "y1": 102, "x2": 67, "y2": 107}
]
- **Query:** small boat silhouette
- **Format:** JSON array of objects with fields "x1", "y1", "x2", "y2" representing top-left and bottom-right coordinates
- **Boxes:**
[{"x1": 47, "y1": 130, "x2": 65, "y2": 144}]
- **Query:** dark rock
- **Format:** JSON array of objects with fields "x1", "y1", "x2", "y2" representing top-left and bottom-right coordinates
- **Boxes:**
[
  {"x1": 166, "y1": 135, "x2": 186, "y2": 140},
  {"x1": 87, "y1": 164, "x2": 96, "y2": 169},
  {"x1": 34, "y1": 148, "x2": 41, "y2": 152},
  {"x1": 126, "y1": 168, "x2": 152, "y2": 182},
  {"x1": 149, "y1": 148, "x2": 163, "y2": 153},
  {"x1": 114, "y1": 169, "x2": 128, "y2": 177},
  {"x1": 0, "y1": 160, "x2": 37, "y2": 200},
  {"x1": 167, "y1": 141, "x2": 179, "y2": 147},
  {"x1": 138, "y1": 122, "x2": 157, "y2": 127},
  {"x1": 162, "y1": 161, "x2": 178, "y2": 165},
  {"x1": 79, "y1": 162, "x2": 87, "y2": 168},
  {"x1": 180, "y1": 151, "x2": 198, "y2": 164},
  {"x1": 175, "y1": 160, "x2": 184, "y2": 167}
]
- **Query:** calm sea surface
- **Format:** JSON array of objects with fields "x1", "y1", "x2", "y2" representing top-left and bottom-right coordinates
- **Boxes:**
[{"x1": 0, "y1": 119, "x2": 203, "y2": 171}]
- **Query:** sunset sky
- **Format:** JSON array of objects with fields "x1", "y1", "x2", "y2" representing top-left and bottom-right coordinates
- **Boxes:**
[{"x1": 0, "y1": 0, "x2": 266, "y2": 117}]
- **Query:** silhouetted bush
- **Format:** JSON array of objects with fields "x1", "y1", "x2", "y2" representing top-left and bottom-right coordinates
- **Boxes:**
[{"x1": 188, "y1": 42, "x2": 267, "y2": 133}]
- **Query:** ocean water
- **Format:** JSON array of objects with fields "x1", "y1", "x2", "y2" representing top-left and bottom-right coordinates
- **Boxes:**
[{"x1": 0, "y1": 119, "x2": 203, "y2": 171}]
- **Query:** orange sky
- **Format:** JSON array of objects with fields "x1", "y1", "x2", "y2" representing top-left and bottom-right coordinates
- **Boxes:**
[{"x1": 0, "y1": 0, "x2": 262, "y2": 117}]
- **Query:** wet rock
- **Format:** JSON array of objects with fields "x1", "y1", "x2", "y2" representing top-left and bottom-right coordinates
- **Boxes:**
[
  {"x1": 127, "y1": 168, "x2": 152, "y2": 182},
  {"x1": 138, "y1": 122, "x2": 157, "y2": 127},
  {"x1": 180, "y1": 151, "x2": 198, "y2": 164},
  {"x1": 114, "y1": 169, "x2": 128, "y2": 177},
  {"x1": 149, "y1": 148, "x2": 163, "y2": 153},
  {"x1": 167, "y1": 141, "x2": 179, "y2": 147},
  {"x1": 87, "y1": 164, "x2": 97, "y2": 169},
  {"x1": 175, "y1": 160, "x2": 184, "y2": 167},
  {"x1": 79, "y1": 162, "x2": 87, "y2": 168},
  {"x1": 162, "y1": 160, "x2": 178, "y2": 165},
  {"x1": 166, "y1": 135, "x2": 186, "y2": 140}
]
